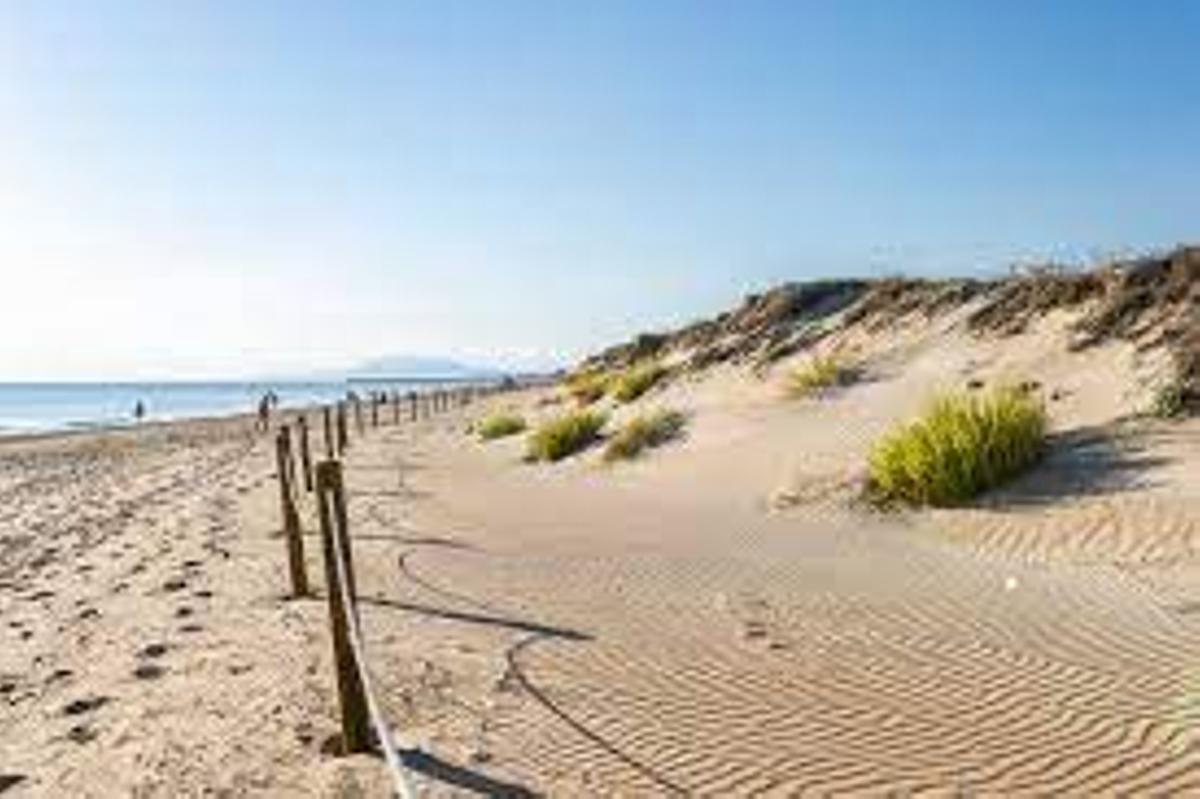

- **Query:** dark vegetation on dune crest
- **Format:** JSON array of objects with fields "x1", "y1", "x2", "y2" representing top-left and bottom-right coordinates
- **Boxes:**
[{"x1": 579, "y1": 245, "x2": 1200, "y2": 417}]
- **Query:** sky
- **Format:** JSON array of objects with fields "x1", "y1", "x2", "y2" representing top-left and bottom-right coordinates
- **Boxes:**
[{"x1": 1, "y1": 1, "x2": 1198, "y2": 380}]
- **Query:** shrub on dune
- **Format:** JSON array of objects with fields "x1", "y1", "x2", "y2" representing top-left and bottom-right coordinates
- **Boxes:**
[
  {"x1": 786, "y1": 354, "x2": 855, "y2": 398},
  {"x1": 527, "y1": 410, "x2": 607, "y2": 462},
  {"x1": 564, "y1": 370, "x2": 610, "y2": 406},
  {"x1": 1150, "y1": 368, "x2": 1196, "y2": 419},
  {"x1": 867, "y1": 386, "x2": 1047, "y2": 506},
  {"x1": 612, "y1": 362, "x2": 668, "y2": 403},
  {"x1": 477, "y1": 412, "x2": 526, "y2": 440},
  {"x1": 604, "y1": 409, "x2": 687, "y2": 462}
]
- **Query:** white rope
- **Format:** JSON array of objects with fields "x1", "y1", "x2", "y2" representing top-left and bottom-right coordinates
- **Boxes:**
[{"x1": 328, "y1": 499, "x2": 419, "y2": 799}]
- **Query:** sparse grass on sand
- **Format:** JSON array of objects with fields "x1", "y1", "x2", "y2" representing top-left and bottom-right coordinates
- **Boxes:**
[
  {"x1": 476, "y1": 412, "x2": 526, "y2": 440},
  {"x1": 564, "y1": 370, "x2": 610, "y2": 406},
  {"x1": 527, "y1": 410, "x2": 608, "y2": 461},
  {"x1": 612, "y1": 362, "x2": 668, "y2": 403},
  {"x1": 867, "y1": 385, "x2": 1046, "y2": 506},
  {"x1": 1150, "y1": 372, "x2": 1194, "y2": 419},
  {"x1": 604, "y1": 409, "x2": 687, "y2": 462},
  {"x1": 786, "y1": 354, "x2": 855, "y2": 398}
]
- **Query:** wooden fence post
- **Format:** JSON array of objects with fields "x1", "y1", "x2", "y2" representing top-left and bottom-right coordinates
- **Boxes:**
[
  {"x1": 409, "y1": 391, "x2": 418, "y2": 422},
  {"x1": 315, "y1": 460, "x2": 370, "y2": 753},
  {"x1": 371, "y1": 394, "x2": 379, "y2": 428},
  {"x1": 298, "y1": 414, "x2": 314, "y2": 493},
  {"x1": 323, "y1": 405, "x2": 334, "y2": 459},
  {"x1": 276, "y1": 427, "x2": 308, "y2": 598},
  {"x1": 337, "y1": 402, "x2": 348, "y2": 455},
  {"x1": 392, "y1": 391, "x2": 400, "y2": 425},
  {"x1": 354, "y1": 397, "x2": 364, "y2": 437}
]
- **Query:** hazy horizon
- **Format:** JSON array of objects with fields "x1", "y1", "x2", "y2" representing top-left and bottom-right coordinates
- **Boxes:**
[{"x1": 2, "y1": 1, "x2": 1198, "y2": 380}]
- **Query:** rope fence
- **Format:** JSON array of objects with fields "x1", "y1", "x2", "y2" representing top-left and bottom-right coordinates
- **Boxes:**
[{"x1": 270, "y1": 381, "x2": 513, "y2": 795}]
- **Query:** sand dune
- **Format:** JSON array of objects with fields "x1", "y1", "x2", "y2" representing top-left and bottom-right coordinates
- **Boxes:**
[{"x1": 4, "y1": 266, "x2": 1200, "y2": 794}]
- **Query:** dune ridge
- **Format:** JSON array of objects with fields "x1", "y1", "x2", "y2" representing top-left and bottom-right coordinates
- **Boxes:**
[{"x1": 3, "y1": 248, "x2": 1200, "y2": 795}]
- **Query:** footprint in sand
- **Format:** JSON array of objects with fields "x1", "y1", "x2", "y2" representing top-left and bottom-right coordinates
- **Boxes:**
[
  {"x1": 1, "y1": 774, "x2": 28, "y2": 793},
  {"x1": 66, "y1": 724, "x2": 97, "y2": 744},
  {"x1": 133, "y1": 664, "x2": 165, "y2": 680},
  {"x1": 61, "y1": 695, "x2": 109, "y2": 716},
  {"x1": 138, "y1": 643, "x2": 169, "y2": 659}
]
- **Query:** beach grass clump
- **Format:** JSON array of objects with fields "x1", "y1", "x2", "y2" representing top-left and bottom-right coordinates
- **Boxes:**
[
  {"x1": 563, "y1": 370, "x2": 610, "y2": 406},
  {"x1": 527, "y1": 410, "x2": 607, "y2": 462},
  {"x1": 1151, "y1": 378, "x2": 1189, "y2": 419},
  {"x1": 612, "y1": 362, "x2": 668, "y2": 403},
  {"x1": 786, "y1": 354, "x2": 854, "y2": 398},
  {"x1": 604, "y1": 409, "x2": 687, "y2": 462},
  {"x1": 867, "y1": 386, "x2": 1047, "y2": 506},
  {"x1": 476, "y1": 412, "x2": 527, "y2": 441}
]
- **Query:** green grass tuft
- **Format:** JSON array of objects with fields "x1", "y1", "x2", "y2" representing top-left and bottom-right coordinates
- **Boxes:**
[
  {"x1": 476, "y1": 412, "x2": 526, "y2": 440},
  {"x1": 786, "y1": 354, "x2": 855, "y2": 398},
  {"x1": 1150, "y1": 376, "x2": 1190, "y2": 419},
  {"x1": 526, "y1": 410, "x2": 607, "y2": 462},
  {"x1": 867, "y1": 386, "x2": 1046, "y2": 506},
  {"x1": 563, "y1": 370, "x2": 610, "y2": 406},
  {"x1": 604, "y1": 409, "x2": 687, "y2": 462},
  {"x1": 612, "y1": 362, "x2": 668, "y2": 403}
]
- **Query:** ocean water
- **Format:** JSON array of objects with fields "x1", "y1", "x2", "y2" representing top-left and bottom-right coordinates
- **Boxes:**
[{"x1": 0, "y1": 380, "x2": 471, "y2": 435}]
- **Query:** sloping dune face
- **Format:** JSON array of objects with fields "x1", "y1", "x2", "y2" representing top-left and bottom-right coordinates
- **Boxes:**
[
  {"x1": 347, "y1": 397, "x2": 1200, "y2": 795},
  {"x1": 3, "y1": 250, "x2": 1199, "y2": 796},
  {"x1": 342, "y1": 248, "x2": 1200, "y2": 793}
]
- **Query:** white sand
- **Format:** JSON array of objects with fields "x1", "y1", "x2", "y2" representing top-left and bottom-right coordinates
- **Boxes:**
[{"x1": 3, "y1": 303, "x2": 1200, "y2": 795}]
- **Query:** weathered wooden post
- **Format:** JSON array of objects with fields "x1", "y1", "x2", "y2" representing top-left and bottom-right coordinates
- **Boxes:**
[
  {"x1": 409, "y1": 391, "x2": 418, "y2": 422},
  {"x1": 354, "y1": 397, "x2": 364, "y2": 437},
  {"x1": 297, "y1": 414, "x2": 314, "y2": 493},
  {"x1": 323, "y1": 405, "x2": 334, "y2": 459},
  {"x1": 275, "y1": 426, "x2": 308, "y2": 598},
  {"x1": 314, "y1": 459, "x2": 370, "y2": 753},
  {"x1": 371, "y1": 394, "x2": 379, "y2": 428},
  {"x1": 336, "y1": 402, "x2": 348, "y2": 455},
  {"x1": 392, "y1": 391, "x2": 400, "y2": 425}
]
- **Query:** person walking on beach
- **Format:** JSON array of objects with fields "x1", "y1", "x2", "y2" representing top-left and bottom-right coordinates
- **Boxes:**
[
  {"x1": 257, "y1": 394, "x2": 271, "y2": 432},
  {"x1": 133, "y1": 400, "x2": 145, "y2": 423}
]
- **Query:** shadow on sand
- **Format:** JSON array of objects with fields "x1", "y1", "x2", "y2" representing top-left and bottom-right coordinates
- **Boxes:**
[
  {"x1": 360, "y1": 595, "x2": 591, "y2": 642},
  {"x1": 398, "y1": 749, "x2": 539, "y2": 797},
  {"x1": 980, "y1": 419, "x2": 1178, "y2": 507}
]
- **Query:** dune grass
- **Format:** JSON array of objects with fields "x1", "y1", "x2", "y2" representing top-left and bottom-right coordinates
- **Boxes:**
[
  {"x1": 604, "y1": 409, "x2": 687, "y2": 462},
  {"x1": 526, "y1": 410, "x2": 607, "y2": 462},
  {"x1": 786, "y1": 354, "x2": 854, "y2": 398},
  {"x1": 476, "y1": 412, "x2": 526, "y2": 441},
  {"x1": 564, "y1": 370, "x2": 610, "y2": 406},
  {"x1": 1151, "y1": 376, "x2": 1190, "y2": 419},
  {"x1": 867, "y1": 386, "x2": 1046, "y2": 506},
  {"x1": 612, "y1": 362, "x2": 668, "y2": 403}
]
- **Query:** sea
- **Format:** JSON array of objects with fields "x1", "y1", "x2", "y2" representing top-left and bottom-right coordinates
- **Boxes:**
[{"x1": 0, "y1": 379, "x2": 483, "y2": 436}]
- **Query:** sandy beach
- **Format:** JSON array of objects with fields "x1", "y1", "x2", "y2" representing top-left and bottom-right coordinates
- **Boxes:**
[{"x1": 3, "y1": 272, "x2": 1200, "y2": 796}]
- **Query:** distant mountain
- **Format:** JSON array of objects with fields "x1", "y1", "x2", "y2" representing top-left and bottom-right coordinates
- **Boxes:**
[{"x1": 348, "y1": 355, "x2": 504, "y2": 380}]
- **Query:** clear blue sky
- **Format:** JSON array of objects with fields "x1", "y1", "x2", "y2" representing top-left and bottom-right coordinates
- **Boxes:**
[{"x1": 1, "y1": 1, "x2": 1197, "y2": 379}]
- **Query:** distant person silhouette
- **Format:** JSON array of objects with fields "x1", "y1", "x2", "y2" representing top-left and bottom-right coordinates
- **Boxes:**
[
  {"x1": 133, "y1": 400, "x2": 145, "y2": 423},
  {"x1": 257, "y1": 395, "x2": 271, "y2": 432}
]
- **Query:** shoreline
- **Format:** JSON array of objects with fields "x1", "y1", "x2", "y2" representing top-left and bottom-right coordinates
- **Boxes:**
[{"x1": 0, "y1": 379, "x2": 524, "y2": 449}]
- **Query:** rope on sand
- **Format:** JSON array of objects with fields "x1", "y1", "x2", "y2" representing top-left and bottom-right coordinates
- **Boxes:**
[{"x1": 328, "y1": 509, "x2": 418, "y2": 799}]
